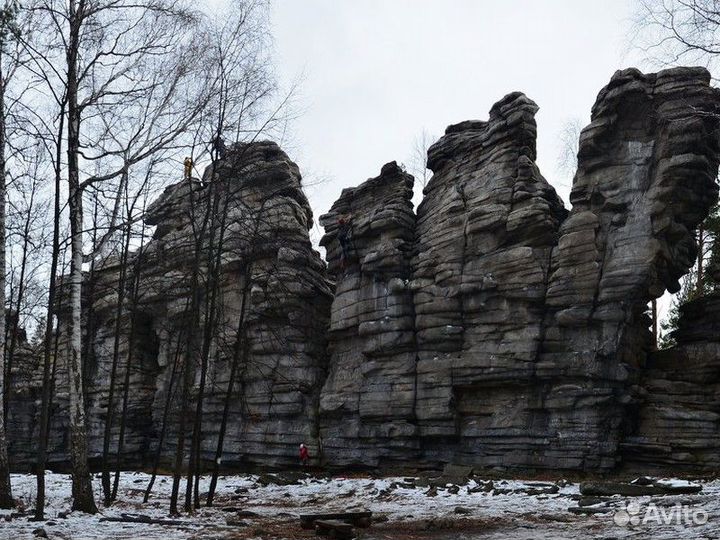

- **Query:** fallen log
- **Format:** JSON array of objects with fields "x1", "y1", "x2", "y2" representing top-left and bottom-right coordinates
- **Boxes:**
[
  {"x1": 300, "y1": 511, "x2": 372, "y2": 530},
  {"x1": 99, "y1": 513, "x2": 185, "y2": 526},
  {"x1": 580, "y1": 481, "x2": 702, "y2": 497},
  {"x1": 315, "y1": 519, "x2": 355, "y2": 539}
]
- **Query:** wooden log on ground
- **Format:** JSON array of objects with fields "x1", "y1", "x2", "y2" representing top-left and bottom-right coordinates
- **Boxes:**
[
  {"x1": 580, "y1": 481, "x2": 702, "y2": 497},
  {"x1": 315, "y1": 519, "x2": 355, "y2": 539},
  {"x1": 99, "y1": 513, "x2": 185, "y2": 526},
  {"x1": 300, "y1": 511, "x2": 372, "y2": 530}
]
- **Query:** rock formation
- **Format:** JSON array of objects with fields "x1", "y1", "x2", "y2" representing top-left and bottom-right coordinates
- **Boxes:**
[
  {"x1": 538, "y1": 67, "x2": 720, "y2": 470},
  {"x1": 319, "y1": 66, "x2": 720, "y2": 471},
  {"x1": 7, "y1": 67, "x2": 720, "y2": 475},
  {"x1": 318, "y1": 162, "x2": 418, "y2": 466},
  {"x1": 411, "y1": 91, "x2": 567, "y2": 469},
  {"x1": 11, "y1": 141, "x2": 333, "y2": 470}
]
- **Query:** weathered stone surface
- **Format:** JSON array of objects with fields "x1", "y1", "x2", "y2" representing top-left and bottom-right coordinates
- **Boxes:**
[
  {"x1": 10, "y1": 141, "x2": 333, "y2": 470},
  {"x1": 623, "y1": 293, "x2": 720, "y2": 472},
  {"x1": 538, "y1": 67, "x2": 720, "y2": 471},
  {"x1": 7, "y1": 67, "x2": 720, "y2": 475},
  {"x1": 318, "y1": 162, "x2": 418, "y2": 466},
  {"x1": 130, "y1": 141, "x2": 333, "y2": 467},
  {"x1": 580, "y1": 480, "x2": 702, "y2": 496},
  {"x1": 316, "y1": 67, "x2": 720, "y2": 471}
]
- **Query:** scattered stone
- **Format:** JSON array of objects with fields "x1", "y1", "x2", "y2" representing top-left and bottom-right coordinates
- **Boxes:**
[
  {"x1": 315, "y1": 519, "x2": 355, "y2": 540},
  {"x1": 236, "y1": 510, "x2": 260, "y2": 518}
]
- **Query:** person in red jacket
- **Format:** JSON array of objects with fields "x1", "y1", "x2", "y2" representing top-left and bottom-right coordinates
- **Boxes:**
[{"x1": 299, "y1": 443, "x2": 310, "y2": 469}]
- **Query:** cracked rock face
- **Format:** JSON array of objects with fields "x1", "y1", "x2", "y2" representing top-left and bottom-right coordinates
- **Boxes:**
[
  {"x1": 318, "y1": 162, "x2": 418, "y2": 466},
  {"x1": 538, "y1": 67, "x2": 720, "y2": 470},
  {"x1": 411, "y1": 91, "x2": 568, "y2": 467},
  {"x1": 132, "y1": 141, "x2": 334, "y2": 468},
  {"x1": 319, "y1": 67, "x2": 720, "y2": 471},
  {"x1": 11, "y1": 141, "x2": 334, "y2": 470},
  {"x1": 625, "y1": 292, "x2": 720, "y2": 472}
]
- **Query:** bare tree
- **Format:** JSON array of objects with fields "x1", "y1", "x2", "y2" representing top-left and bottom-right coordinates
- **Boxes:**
[
  {"x1": 632, "y1": 0, "x2": 720, "y2": 68},
  {"x1": 33, "y1": 97, "x2": 67, "y2": 520},
  {"x1": 556, "y1": 117, "x2": 583, "y2": 182},
  {"x1": 407, "y1": 128, "x2": 435, "y2": 206},
  {"x1": 162, "y1": 0, "x2": 285, "y2": 514},
  {"x1": 4, "y1": 148, "x2": 47, "y2": 420},
  {"x1": 0, "y1": 0, "x2": 22, "y2": 509},
  {"x1": 23, "y1": 0, "x2": 203, "y2": 513}
]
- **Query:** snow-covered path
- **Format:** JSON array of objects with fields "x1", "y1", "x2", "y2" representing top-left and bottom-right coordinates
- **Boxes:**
[{"x1": 1, "y1": 472, "x2": 718, "y2": 539}]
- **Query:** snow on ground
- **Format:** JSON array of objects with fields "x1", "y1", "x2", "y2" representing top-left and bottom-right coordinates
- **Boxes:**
[{"x1": 1, "y1": 472, "x2": 719, "y2": 539}]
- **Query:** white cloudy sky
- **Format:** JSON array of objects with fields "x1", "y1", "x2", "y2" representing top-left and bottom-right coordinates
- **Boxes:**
[{"x1": 271, "y1": 0, "x2": 643, "y2": 223}]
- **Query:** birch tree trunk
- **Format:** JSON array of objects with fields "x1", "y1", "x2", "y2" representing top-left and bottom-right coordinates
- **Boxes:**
[{"x1": 65, "y1": 0, "x2": 96, "y2": 514}]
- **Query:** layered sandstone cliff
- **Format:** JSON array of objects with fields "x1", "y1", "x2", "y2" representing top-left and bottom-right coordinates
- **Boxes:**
[
  {"x1": 319, "y1": 66, "x2": 720, "y2": 471},
  {"x1": 7, "y1": 67, "x2": 720, "y2": 475}
]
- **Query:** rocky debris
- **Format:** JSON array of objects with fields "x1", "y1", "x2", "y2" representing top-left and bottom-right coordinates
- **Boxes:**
[
  {"x1": 454, "y1": 506, "x2": 472, "y2": 515},
  {"x1": 300, "y1": 511, "x2": 372, "y2": 531},
  {"x1": 318, "y1": 161, "x2": 418, "y2": 467},
  {"x1": 314, "y1": 519, "x2": 355, "y2": 539},
  {"x1": 415, "y1": 464, "x2": 475, "y2": 488},
  {"x1": 467, "y1": 480, "x2": 494, "y2": 494},
  {"x1": 256, "y1": 472, "x2": 308, "y2": 486},
  {"x1": 577, "y1": 496, "x2": 610, "y2": 507},
  {"x1": 567, "y1": 505, "x2": 613, "y2": 515}
]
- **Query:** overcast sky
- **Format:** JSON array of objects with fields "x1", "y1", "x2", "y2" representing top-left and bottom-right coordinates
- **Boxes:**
[{"x1": 271, "y1": 0, "x2": 642, "y2": 229}]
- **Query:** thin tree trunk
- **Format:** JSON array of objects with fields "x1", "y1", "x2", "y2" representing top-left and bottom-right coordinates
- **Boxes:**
[
  {"x1": 170, "y1": 315, "x2": 196, "y2": 516},
  {"x1": 178, "y1": 243, "x2": 205, "y2": 514},
  {"x1": 171, "y1": 174, "x2": 212, "y2": 515},
  {"x1": 169, "y1": 250, "x2": 203, "y2": 515},
  {"x1": 35, "y1": 103, "x2": 65, "y2": 520},
  {"x1": 66, "y1": 0, "x2": 97, "y2": 514},
  {"x1": 101, "y1": 173, "x2": 131, "y2": 505},
  {"x1": 112, "y1": 207, "x2": 148, "y2": 501},
  {"x1": 4, "y1": 188, "x2": 34, "y2": 421},
  {"x1": 144, "y1": 319, "x2": 185, "y2": 503},
  {"x1": 0, "y1": 49, "x2": 14, "y2": 509},
  {"x1": 189, "y1": 182, "x2": 227, "y2": 509},
  {"x1": 206, "y1": 266, "x2": 251, "y2": 506},
  {"x1": 206, "y1": 196, "x2": 265, "y2": 506}
]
